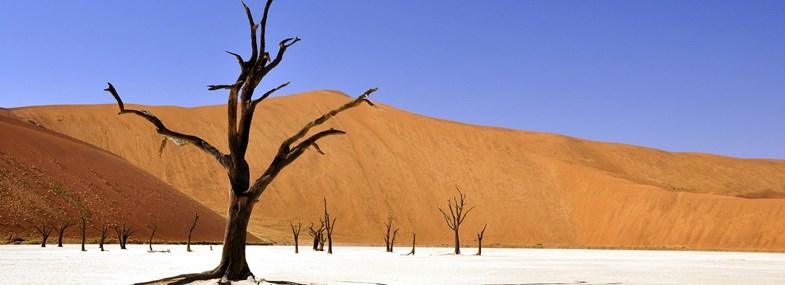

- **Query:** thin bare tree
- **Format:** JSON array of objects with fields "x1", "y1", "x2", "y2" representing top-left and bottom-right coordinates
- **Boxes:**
[
  {"x1": 112, "y1": 223, "x2": 136, "y2": 250},
  {"x1": 475, "y1": 224, "x2": 487, "y2": 256},
  {"x1": 438, "y1": 187, "x2": 475, "y2": 255},
  {"x1": 80, "y1": 215, "x2": 87, "y2": 252},
  {"x1": 35, "y1": 224, "x2": 54, "y2": 247},
  {"x1": 323, "y1": 198, "x2": 336, "y2": 254},
  {"x1": 187, "y1": 212, "x2": 200, "y2": 252},
  {"x1": 99, "y1": 223, "x2": 109, "y2": 251},
  {"x1": 55, "y1": 221, "x2": 73, "y2": 247},
  {"x1": 104, "y1": 0, "x2": 379, "y2": 282},
  {"x1": 147, "y1": 224, "x2": 158, "y2": 252},
  {"x1": 406, "y1": 232, "x2": 416, "y2": 256},
  {"x1": 382, "y1": 215, "x2": 399, "y2": 252},
  {"x1": 290, "y1": 221, "x2": 301, "y2": 254}
]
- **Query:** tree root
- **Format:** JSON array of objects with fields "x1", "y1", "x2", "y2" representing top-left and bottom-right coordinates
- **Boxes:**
[{"x1": 134, "y1": 270, "x2": 228, "y2": 285}]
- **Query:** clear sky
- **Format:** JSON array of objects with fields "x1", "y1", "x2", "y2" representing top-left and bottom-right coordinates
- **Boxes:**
[{"x1": 1, "y1": 1, "x2": 783, "y2": 159}]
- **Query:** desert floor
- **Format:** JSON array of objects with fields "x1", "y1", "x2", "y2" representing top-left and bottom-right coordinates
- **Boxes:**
[{"x1": 1, "y1": 244, "x2": 783, "y2": 284}]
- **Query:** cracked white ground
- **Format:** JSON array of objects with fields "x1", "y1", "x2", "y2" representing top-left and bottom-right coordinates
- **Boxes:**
[{"x1": 1, "y1": 245, "x2": 783, "y2": 284}]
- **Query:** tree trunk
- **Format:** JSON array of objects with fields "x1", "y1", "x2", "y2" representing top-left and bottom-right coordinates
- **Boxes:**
[
  {"x1": 407, "y1": 232, "x2": 416, "y2": 256},
  {"x1": 80, "y1": 217, "x2": 87, "y2": 252},
  {"x1": 477, "y1": 236, "x2": 483, "y2": 256},
  {"x1": 187, "y1": 212, "x2": 199, "y2": 252},
  {"x1": 209, "y1": 194, "x2": 255, "y2": 280},
  {"x1": 454, "y1": 229, "x2": 461, "y2": 255},
  {"x1": 148, "y1": 225, "x2": 158, "y2": 251}
]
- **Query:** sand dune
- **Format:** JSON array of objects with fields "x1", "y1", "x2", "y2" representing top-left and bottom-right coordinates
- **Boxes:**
[
  {"x1": 0, "y1": 115, "x2": 234, "y2": 242},
  {"x1": 8, "y1": 91, "x2": 785, "y2": 250}
]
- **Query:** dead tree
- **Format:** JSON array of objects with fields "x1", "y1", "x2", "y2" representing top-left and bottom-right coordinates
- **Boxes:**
[
  {"x1": 147, "y1": 224, "x2": 158, "y2": 252},
  {"x1": 35, "y1": 224, "x2": 54, "y2": 247},
  {"x1": 438, "y1": 187, "x2": 475, "y2": 255},
  {"x1": 99, "y1": 223, "x2": 109, "y2": 251},
  {"x1": 290, "y1": 221, "x2": 301, "y2": 254},
  {"x1": 112, "y1": 223, "x2": 137, "y2": 250},
  {"x1": 307, "y1": 222, "x2": 325, "y2": 251},
  {"x1": 104, "y1": 0, "x2": 379, "y2": 283},
  {"x1": 187, "y1": 212, "x2": 200, "y2": 252},
  {"x1": 323, "y1": 198, "x2": 336, "y2": 254},
  {"x1": 476, "y1": 224, "x2": 487, "y2": 256},
  {"x1": 55, "y1": 221, "x2": 73, "y2": 247},
  {"x1": 382, "y1": 215, "x2": 399, "y2": 252},
  {"x1": 80, "y1": 216, "x2": 87, "y2": 252},
  {"x1": 406, "y1": 232, "x2": 416, "y2": 255}
]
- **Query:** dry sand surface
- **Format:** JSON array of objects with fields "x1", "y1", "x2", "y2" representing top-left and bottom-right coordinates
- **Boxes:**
[
  {"x1": 1, "y1": 244, "x2": 784, "y2": 284},
  {"x1": 0, "y1": 115, "x2": 231, "y2": 242},
  {"x1": 8, "y1": 91, "x2": 785, "y2": 250}
]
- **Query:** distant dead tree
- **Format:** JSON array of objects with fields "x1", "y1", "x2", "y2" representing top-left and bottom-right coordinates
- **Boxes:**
[
  {"x1": 406, "y1": 232, "x2": 416, "y2": 256},
  {"x1": 307, "y1": 222, "x2": 325, "y2": 251},
  {"x1": 323, "y1": 198, "x2": 336, "y2": 254},
  {"x1": 35, "y1": 224, "x2": 54, "y2": 247},
  {"x1": 104, "y1": 0, "x2": 380, "y2": 282},
  {"x1": 147, "y1": 224, "x2": 158, "y2": 252},
  {"x1": 290, "y1": 221, "x2": 301, "y2": 254},
  {"x1": 55, "y1": 221, "x2": 74, "y2": 247},
  {"x1": 475, "y1": 224, "x2": 487, "y2": 256},
  {"x1": 99, "y1": 223, "x2": 109, "y2": 251},
  {"x1": 80, "y1": 215, "x2": 87, "y2": 252},
  {"x1": 382, "y1": 215, "x2": 399, "y2": 252},
  {"x1": 112, "y1": 223, "x2": 137, "y2": 250},
  {"x1": 187, "y1": 212, "x2": 199, "y2": 252},
  {"x1": 438, "y1": 187, "x2": 475, "y2": 255}
]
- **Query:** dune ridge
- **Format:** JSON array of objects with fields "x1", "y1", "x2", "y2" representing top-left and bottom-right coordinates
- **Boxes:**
[{"x1": 9, "y1": 90, "x2": 785, "y2": 250}]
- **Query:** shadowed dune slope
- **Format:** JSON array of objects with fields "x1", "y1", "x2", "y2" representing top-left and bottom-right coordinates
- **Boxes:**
[
  {"x1": 9, "y1": 91, "x2": 785, "y2": 250},
  {"x1": 0, "y1": 115, "x2": 236, "y2": 242}
]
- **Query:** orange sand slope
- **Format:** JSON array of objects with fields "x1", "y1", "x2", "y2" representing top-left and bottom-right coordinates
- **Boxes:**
[
  {"x1": 9, "y1": 91, "x2": 785, "y2": 250},
  {"x1": 0, "y1": 114, "x2": 232, "y2": 242}
]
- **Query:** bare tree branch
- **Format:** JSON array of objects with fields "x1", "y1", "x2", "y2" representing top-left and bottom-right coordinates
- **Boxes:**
[{"x1": 104, "y1": 83, "x2": 229, "y2": 169}]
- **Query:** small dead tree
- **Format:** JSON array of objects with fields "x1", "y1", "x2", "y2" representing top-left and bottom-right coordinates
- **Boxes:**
[
  {"x1": 99, "y1": 223, "x2": 109, "y2": 251},
  {"x1": 35, "y1": 224, "x2": 54, "y2": 247},
  {"x1": 55, "y1": 221, "x2": 74, "y2": 247},
  {"x1": 290, "y1": 221, "x2": 301, "y2": 254},
  {"x1": 112, "y1": 223, "x2": 137, "y2": 250},
  {"x1": 475, "y1": 224, "x2": 487, "y2": 256},
  {"x1": 307, "y1": 222, "x2": 325, "y2": 251},
  {"x1": 323, "y1": 198, "x2": 336, "y2": 254},
  {"x1": 406, "y1": 232, "x2": 416, "y2": 256},
  {"x1": 382, "y1": 215, "x2": 399, "y2": 252},
  {"x1": 147, "y1": 224, "x2": 158, "y2": 252},
  {"x1": 186, "y1": 212, "x2": 199, "y2": 252},
  {"x1": 80, "y1": 216, "x2": 87, "y2": 252},
  {"x1": 438, "y1": 187, "x2": 475, "y2": 255}
]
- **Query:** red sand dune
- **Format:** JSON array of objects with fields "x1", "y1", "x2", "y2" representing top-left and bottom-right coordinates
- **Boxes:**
[
  {"x1": 0, "y1": 114, "x2": 237, "y2": 242},
  {"x1": 8, "y1": 91, "x2": 785, "y2": 251}
]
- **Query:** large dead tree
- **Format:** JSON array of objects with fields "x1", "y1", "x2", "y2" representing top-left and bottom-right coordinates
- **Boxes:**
[
  {"x1": 55, "y1": 221, "x2": 73, "y2": 247},
  {"x1": 475, "y1": 224, "x2": 487, "y2": 256},
  {"x1": 382, "y1": 215, "x2": 399, "y2": 253},
  {"x1": 187, "y1": 212, "x2": 199, "y2": 252},
  {"x1": 112, "y1": 223, "x2": 136, "y2": 250},
  {"x1": 438, "y1": 187, "x2": 475, "y2": 255},
  {"x1": 105, "y1": 1, "x2": 379, "y2": 282},
  {"x1": 290, "y1": 221, "x2": 301, "y2": 254},
  {"x1": 35, "y1": 224, "x2": 54, "y2": 247},
  {"x1": 323, "y1": 198, "x2": 336, "y2": 254}
]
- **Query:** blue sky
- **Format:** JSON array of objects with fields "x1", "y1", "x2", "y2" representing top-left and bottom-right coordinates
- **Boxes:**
[{"x1": 1, "y1": 1, "x2": 783, "y2": 159}]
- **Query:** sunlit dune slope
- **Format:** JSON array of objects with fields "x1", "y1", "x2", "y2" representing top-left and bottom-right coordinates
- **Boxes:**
[
  {"x1": 0, "y1": 115, "x2": 239, "y2": 242},
  {"x1": 9, "y1": 91, "x2": 785, "y2": 250}
]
